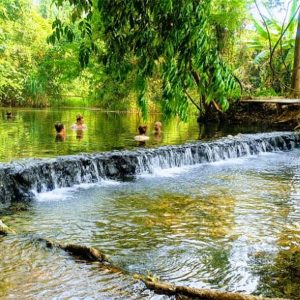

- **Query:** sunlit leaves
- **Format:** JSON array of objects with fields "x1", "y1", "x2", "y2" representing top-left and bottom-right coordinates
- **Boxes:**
[
  {"x1": 50, "y1": 0, "x2": 239, "y2": 120},
  {"x1": 0, "y1": 0, "x2": 53, "y2": 105},
  {"x1": 248, "y1": 0, "x2": 299, "y2": 94}
]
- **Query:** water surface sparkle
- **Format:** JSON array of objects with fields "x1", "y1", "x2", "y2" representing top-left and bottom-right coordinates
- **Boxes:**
[{"x1": 1, "y1": 149, "x2": 300, "y2": 299}]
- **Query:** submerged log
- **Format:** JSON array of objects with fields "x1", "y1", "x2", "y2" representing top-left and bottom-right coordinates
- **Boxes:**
[
  {"x1": 0, "y1": 220, "x2": 15, "y2": 235},
  {"x1": 36, "y1": 237, "x2": 107, "y2": 262},
  {"x1": 35, "y1": 237, "x2": 124, "y2": 274},
  {"x1": 140, "y1": 277, "x2": 288, "y2": 300},
  {"x1": 62, "y1": 243, "x2": 107, "y2": 262},
  {"x1": 0, "y1": 230, "x2": 290, "y2": 299}
]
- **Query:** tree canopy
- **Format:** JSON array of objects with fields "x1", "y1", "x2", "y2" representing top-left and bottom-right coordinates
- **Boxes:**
[
  {"x1": 49, "y1": 0, "x2": 240, "y2": 120},
  {"x1": 0, "y1": 0, "x2": 299, "y2": 120}
]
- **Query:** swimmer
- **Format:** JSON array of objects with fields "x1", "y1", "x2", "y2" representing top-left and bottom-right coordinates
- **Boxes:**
[{"x1": 134, "y1": 125, "x2": 149, "y2": 141}]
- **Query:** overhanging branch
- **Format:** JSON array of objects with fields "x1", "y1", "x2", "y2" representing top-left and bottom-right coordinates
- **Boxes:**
[{"x1": 185, "y1": 91, "x2": 201, "y2": 111}]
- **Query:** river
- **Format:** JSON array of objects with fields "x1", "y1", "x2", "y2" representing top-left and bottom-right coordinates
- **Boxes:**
[{"x1": 0, "y1": 108, "x2": 299, "y2": 299}]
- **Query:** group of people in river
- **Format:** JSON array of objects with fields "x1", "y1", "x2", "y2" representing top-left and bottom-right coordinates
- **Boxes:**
[
  {"x1": 54, "y1": 114, "x2": 162, "y2": 144},
  {"x1": 54, "y1": 114, "x2": 86, "y2": 141},
  {"x1": 134, "y1": 121, "x2": 162, "y2": 143}
]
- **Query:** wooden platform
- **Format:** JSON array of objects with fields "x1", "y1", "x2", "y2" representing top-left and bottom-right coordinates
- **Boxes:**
[{"x1": 241, "y1": 98, "x2": 300, "y2": 104}]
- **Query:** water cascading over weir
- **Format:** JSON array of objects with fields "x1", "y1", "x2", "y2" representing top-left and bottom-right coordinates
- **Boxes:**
[{"x1": 0, "y1": 132, "x2": 299, "y2": 206}]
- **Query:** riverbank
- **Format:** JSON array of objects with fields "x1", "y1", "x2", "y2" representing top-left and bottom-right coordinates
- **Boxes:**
[
  {"x1": 2, "y1": 95, "x2": 300, "y2": 130},
  {"x1": 226, "y1": 101, "x2": 300, "y2": 130}
]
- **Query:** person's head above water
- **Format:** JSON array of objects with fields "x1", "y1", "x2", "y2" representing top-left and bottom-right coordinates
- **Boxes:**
[
  {"x1": 54, "y1": 122, "x2": 65, "y2": 134},
  {"x1": 138, "y1": 125, "x2": 147, "y2": 135},
  {"x1": 72, "y1": 114, "x2": 87, "y2": 130},
  {"x1": 135, "y1": 125, "x2": 149, "y2": 142},
  {"x1": 154, "y1": 121, "x2": 162, "y2": 133},
  {"x1": 76, "y1": 114, "x2": 84, "y2": 125}
]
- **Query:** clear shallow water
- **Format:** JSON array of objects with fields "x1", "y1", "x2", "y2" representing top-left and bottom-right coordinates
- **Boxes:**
[
  {"x1": 1, "y1": 149, "x2": 300, "y2": 299},
  {"x1": 0, "y1": 107, "x2": 271, "y2": 162}
]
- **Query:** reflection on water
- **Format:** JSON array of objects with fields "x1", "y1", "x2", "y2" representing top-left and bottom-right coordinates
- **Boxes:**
[
  {"x1": 0, "y1": 108, "x2": 272, "y2": 162},
  {"x1": 1, "y1": 150, "x2": 300, "y2": 298},
  {"x1": 75, "y1": 128, "x2": 84, "y2": 140}
]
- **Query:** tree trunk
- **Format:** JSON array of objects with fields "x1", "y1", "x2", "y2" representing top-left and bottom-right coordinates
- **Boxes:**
[
  {"x1": 291, "y1": 10, "x2": 300, "y2": 98},
  {"x1": 141, "y1": 278, "x2": 287, "y2": 300},
  {"x1": 191, "y1": 71, "x2": 206, "y2": 120}
]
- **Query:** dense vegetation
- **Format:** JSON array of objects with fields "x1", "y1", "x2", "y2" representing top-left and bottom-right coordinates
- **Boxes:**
[{"x1": 0, "y1": 0, "x2": 299, "y2": 120}]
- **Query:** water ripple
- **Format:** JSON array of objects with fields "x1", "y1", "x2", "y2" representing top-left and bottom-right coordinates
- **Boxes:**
[{"x1": 2, "y1": 149, "x2": 300, "y2": 298}]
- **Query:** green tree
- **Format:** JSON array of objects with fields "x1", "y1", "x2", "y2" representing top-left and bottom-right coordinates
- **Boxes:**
[
  {"x1": 292, "y1": 10, "x2": 300, "y2": 97},
  {"x1": 0, "y1": 0, "x2": 91, "y2": 106},
  {"x1": 248, "y1": 0, "x2": 300, "y2": 96},
  {"x1": 38, "y1": 0, "x2": 56, "y2": 19},
  {"x1": 50, "y1": 0, "x2": 240, "y2": 121},
  {"x1": 0, "y1": 0, "x2": 52, "y2": 105}
]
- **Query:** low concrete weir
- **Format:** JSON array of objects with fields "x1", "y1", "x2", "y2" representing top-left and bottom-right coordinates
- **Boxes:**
[{"x1": 0, "y1": 132, "x2": 299, "y2": 205}]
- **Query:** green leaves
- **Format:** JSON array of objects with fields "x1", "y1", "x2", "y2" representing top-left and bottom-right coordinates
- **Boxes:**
[
  {"x1": 78, "y1": 20, "x2": 92, "y2": 38},
  {"x1": 248, "y1": 0, "x2": 299, "y2": 94},
  {"x1": 253, "y1": 50, "x2": 269, "y2": 64},
  {"x1": 79, "y1": 42, "x2": 90, "y2": 67},
  {"x1": 49, "y1": 0, "x2": 239, "y2": 120},
  {"x1": 47, "y1": 18, "x2": 64, "y2": 44},
  {"x1": 0, "y1": 0, "x2": 54, "y2": 105}
]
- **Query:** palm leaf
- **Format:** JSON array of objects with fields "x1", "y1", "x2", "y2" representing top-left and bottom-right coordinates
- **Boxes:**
[
  {"x1": 288, "y1": 0, "x2": 299, "y2": 23},
  {"x1": 253, "y1": 50, "x2": 269, "y2": 64},
  {"x1": 287, "y1": 0, "x2": 299, "y2": 33},
  {"x1": 253, "y1": 19, "x2": 269, "y2": 40}
]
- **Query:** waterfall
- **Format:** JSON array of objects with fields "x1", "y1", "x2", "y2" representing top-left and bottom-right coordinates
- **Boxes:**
[{"x1": 0, "y1": 132, "x2": 299, "y2": 205}]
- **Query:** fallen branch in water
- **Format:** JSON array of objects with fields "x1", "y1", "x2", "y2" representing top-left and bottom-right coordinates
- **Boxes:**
[
  {"x1": 36, "y1": 237, "x2": 107, "y2": 262},
  {"x1": 0, "y1": 226, "x2": 290, "y2": 299},
  {"x1": 63, "y1": 243, "x2": 107, "y2": 261},
  {"x1": 0, "y1": 220, "x2": 16, "y2": 235},
  {"x1": 35, "y1": 237, "x2": 124, "y2": 273},
  {"x1": 0, "y1": 226, "x2": 122, "y2": 273},
  {"x1": 137, "y1": 276, "x2": 288, "y2": 300}
]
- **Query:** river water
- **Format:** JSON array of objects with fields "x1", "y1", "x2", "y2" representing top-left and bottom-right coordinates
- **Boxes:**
[
  {"x1": 0, "y1": 109, "x2": 300, "y2": 299},
  {"x1": 0, "y1": 108, "x2": 269, "y2": 162}
]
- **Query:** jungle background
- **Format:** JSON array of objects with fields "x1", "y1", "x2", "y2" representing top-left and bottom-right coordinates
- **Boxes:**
[{"x1": 0, "y1": 0, "x2": 299, "y2": 120}]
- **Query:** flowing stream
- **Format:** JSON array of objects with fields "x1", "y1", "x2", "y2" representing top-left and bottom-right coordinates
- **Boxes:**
[{"x1": 1, "y1": 131, "x2": 300, "y2": 299}]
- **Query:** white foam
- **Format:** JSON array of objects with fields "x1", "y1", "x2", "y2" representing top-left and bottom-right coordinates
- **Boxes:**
[
  {"x1": 100, "y1": 179, "x2": 121, "y2": 186},
  {"x1": 139, "y1": 165, "x2": 194, "y2": 178},
  {"x1": 208, "y1": 156, "x2": 249, "y2": 166},
  {"x1": 206, "y1": 151, "x2": 277, "y2": 166},
  {"x1": 34, "y1": 187, "x2": 76, "y2": 202},
  {"x1": 34, "y1": 180, "x2": 121, "y2": 202},
  {"x1": 139, "y1": 155, "x2": 257, "y2": 177}
]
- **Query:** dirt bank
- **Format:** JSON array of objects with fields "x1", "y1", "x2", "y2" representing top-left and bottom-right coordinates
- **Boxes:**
[{"x1": 226, "y1": 102, "x2": 300, "y2": 130}]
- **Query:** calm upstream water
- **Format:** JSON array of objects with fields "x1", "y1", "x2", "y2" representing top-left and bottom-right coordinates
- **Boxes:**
[
  {"x1": 1, "y1": 108, "x2": 300, "y2": 299},
  {"x1": 0, "y1": 107, "x2": 270, "y2": 162}
]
